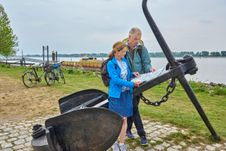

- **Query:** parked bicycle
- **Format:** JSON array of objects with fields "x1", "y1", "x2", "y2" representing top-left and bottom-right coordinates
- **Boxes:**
[
  {"x1": 49, "y1": 63, "x2": 66, "y2": 84},
  {"x1": 22, "y1": 63, "x2": 55, "y2": 88}
]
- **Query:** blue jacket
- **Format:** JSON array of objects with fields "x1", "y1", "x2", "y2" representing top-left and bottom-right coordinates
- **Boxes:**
[
  {"x1": 125, "y1": 45, "x2": 152, "y2": 74},
  {"x1": 107, "y1": 57, "x2": 134, "y2": 98}
]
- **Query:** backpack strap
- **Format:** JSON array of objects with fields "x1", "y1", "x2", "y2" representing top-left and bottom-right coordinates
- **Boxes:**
[
  {"x1": 136, "y1": 45, "x2": 144, "y2": 72},
  {"x1": 137, "y1": 45, "x2": 143, "y2": 58}
]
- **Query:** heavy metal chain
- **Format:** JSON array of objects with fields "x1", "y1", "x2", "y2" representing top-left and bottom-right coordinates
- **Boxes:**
[{"x1": 140, "y1": 78, "x2": 176, "y2": 106}]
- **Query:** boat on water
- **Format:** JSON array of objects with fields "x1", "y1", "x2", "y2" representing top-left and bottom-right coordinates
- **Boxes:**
[{"x1": 80, "y1": 57, "x2": 97, "y2": 61}]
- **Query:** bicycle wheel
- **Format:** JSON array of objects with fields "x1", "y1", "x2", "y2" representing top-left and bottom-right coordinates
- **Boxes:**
[
  {"x1": 22, "y1": 72, "x2": 37, "y2": 88},
  {"x1": 59, "y1": 69, "x2": 66, "y2": 84},
  {"x1": 44, "y1": 71, "x2": 55, "y2": 86}
]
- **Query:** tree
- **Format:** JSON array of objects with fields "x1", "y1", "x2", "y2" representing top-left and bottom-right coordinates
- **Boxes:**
[
  {"x1": 0, "y1": 4, "x2": 18, "y2": 58},
  {"x1": 221, "y1": 51, "x2": 226, "y2": 57},
  {"x1": 201, "y1": 51, "x2": 209, "y2": 57},
  {"x1": 210, "y1": 51, "x2": 221, "y2": 57}
]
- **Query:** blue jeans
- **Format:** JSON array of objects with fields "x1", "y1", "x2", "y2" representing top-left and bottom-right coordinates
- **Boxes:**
[{"x1": 127, "y1": 95, "x2": 146, "y2": 137}]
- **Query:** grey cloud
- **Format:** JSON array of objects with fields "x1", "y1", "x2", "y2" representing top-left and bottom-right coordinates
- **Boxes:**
[
  {"x1": 1, "y1": 0, "x2": 226, "y2": 54},
  {"x1": 199, "y1": 19, "x2": 213, "y2": 25}
]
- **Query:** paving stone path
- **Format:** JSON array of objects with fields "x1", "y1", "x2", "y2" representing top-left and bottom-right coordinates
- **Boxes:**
[{"x1": 0, "y1": 116, "x2": 225, "y2": 151}]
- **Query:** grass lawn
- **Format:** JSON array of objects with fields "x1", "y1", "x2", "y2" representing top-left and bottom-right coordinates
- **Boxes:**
[{"x1": 1, "y1": 64, "x2": 226, "y2": 142}]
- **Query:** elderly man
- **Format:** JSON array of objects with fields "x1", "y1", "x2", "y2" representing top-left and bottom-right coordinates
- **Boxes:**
[{"x1": 124, "y1": 27, "x2": 155, "y2": 145}]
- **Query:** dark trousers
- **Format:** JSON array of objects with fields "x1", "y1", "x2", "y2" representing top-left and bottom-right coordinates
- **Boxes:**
[{"x1": 127, "y1": 95, "x2": 146, "y2": 137}]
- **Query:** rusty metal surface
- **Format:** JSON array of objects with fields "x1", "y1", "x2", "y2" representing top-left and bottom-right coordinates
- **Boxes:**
[
  {"x1": 32, "y1": 135, "x2": 50, "y2": 151},
  {"x1": 45, "y1": 107, "x2": 122, "y2": 151},
  {"x1": 59, "y1": 89, "x2": 108, "y2": 113}
]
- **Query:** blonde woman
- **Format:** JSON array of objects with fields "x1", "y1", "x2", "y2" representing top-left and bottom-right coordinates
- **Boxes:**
[{"x1": 107, "y1": 41, "x2": 141, "y2": 151}]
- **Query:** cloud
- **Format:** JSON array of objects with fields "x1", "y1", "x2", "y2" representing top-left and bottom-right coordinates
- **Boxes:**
[
  {"x1": 199, "y1": 19, "x2": 213, "y2": 25},
  {"x1": 1, "y1": 0, "x2": 226, "y2": 54}
]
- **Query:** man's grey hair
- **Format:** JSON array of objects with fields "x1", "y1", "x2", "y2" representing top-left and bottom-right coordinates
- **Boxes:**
[{"x1": 129, "y1": 27, "x2": 142, "y2": 36}]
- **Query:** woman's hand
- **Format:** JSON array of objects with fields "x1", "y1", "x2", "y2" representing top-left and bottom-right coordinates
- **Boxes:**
[
  {"x1": 150, "y1": 67, "x2": 156, "y2": 72},
  {"x1": 134, "y1": 80, "x2": 142, "y2": 87},
  {"x1": 133, "y1": 72, "x2": 140, "y2": 77}
]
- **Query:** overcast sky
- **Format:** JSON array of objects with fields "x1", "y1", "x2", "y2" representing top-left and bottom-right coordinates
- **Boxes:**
[{"x1": 1, "y1": 0, "x2": 226, "y2": 55}]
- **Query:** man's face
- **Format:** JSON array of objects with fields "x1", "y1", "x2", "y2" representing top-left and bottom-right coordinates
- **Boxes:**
[{"x1": 128, "y1": 32, "x2": 141, "y2": 49}]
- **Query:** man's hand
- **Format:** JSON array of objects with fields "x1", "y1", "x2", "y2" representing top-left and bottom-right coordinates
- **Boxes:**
[
  {"x1": 133, "y1": 72, "x2": 140, "y2": 77},
  {"x1": 150, "y1": 67, "x2": 156, "y2": 72}
]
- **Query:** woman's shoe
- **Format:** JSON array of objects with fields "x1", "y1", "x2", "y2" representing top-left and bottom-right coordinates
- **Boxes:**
[
  {"x1": 112, "y1": 142, "x2": 120, "y2": 151},
  {"x1": 119, "y1": 144, "x2": 127, "y2": 151}
]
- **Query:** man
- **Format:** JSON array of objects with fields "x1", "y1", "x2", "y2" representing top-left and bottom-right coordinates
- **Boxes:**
[{"x1": 124, "y1": 27, "x2": 155, "y2": 145}]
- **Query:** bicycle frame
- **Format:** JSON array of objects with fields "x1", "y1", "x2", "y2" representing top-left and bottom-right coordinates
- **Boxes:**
[{"x1": 31, "y1": 67, "x2": 41, "y2": 82}]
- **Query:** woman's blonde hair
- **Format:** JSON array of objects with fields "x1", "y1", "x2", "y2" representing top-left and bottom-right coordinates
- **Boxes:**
[{"x1": 108, "y1": 41, "x2": 127, "y2": 59}]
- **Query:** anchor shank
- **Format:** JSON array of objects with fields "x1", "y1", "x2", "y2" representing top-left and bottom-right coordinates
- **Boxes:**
[
  {"x1": 178, "y1": 76, "x2": 220, "y2": 141},
  {"x1": 142, "y1": 0, "x2": 176, "y2": 66}
]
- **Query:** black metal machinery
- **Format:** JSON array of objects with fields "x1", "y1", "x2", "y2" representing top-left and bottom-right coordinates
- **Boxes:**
[
  {"x1": 139, "y1": 0, "x2": 220, "y2": 141},
  {"x1": 31, "y1": 1, "x2": 220, "y2": 151},
  {"x1": 31, "y1": 89, "x2": 122, "y2": 151}
]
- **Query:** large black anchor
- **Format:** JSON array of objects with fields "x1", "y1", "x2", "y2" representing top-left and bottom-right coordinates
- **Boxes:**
[
  {"x1": 134, "y1": 0, "x2": 220, "y2": 141},
  {"x1": 31, "y1": 1, "x2": 220, "y2": 151}
]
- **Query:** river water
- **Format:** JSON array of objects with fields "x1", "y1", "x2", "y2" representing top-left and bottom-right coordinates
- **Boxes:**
[
  {"x1": 30, "y1": 57, "x2": 226, "y2": 84},
  {"x1": 151, "y1": 57, "x2": 226, "y2": 84}
]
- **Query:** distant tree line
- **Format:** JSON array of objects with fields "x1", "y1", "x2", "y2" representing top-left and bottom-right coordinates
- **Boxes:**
[{"x1": 25, "y1": 51, "x2": 226, "y2": 58}]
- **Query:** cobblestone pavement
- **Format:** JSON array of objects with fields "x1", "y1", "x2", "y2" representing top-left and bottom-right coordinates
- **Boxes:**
[{"x1": 0, "y1": 116, "x2": 226, "y2": 151}]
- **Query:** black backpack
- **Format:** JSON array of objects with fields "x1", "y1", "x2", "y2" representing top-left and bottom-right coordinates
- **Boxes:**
[{"x1": 100, "y1": 58, "x2": 112, "y2": 87}]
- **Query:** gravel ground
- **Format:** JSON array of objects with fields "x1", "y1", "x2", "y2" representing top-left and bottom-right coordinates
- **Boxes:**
[{"x1": 0, "y1": 75, "x2": 225, "y2": 151}]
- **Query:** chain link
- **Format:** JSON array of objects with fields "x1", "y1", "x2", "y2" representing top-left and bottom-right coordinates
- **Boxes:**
[{"x1": 140, "y1": 78, "x2": 176, "y2": 106}]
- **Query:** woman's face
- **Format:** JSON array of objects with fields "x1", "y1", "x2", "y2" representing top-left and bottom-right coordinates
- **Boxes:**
[{"x1": 115, "y1": 47, "x2": 127, "y2": 59}]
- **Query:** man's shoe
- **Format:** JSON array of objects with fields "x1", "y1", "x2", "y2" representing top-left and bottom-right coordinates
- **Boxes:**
[
  {"x1": 126, "y1": 131, "x2": 134, "y2": 139},
  {"x1": 112, "y1": 142, "x2": 120, "y2": 151},
  {"x1": 140, "y1": 136, "x2": 148, "y2": 145},
  {"x1": 119, "y1": 144, "x2": 127, "y2": 151}
]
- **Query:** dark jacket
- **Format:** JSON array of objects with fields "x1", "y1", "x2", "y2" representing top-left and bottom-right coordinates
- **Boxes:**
[{"x1": 124, "y1": 41, "x2": 152, "y2": 74}]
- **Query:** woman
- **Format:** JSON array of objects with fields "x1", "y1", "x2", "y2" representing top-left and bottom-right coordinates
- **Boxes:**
[{"x1": 107, "y1": 41, "x2": 141, "y2": 151}]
